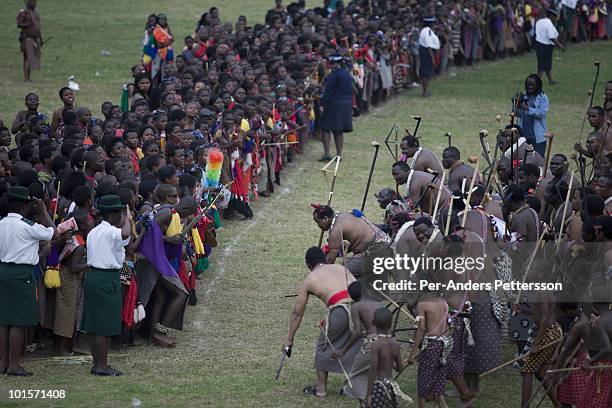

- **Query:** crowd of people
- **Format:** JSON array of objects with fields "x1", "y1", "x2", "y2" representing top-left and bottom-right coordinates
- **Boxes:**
[
  {"x1": 0, "y1": 1, "x2": 611, "y2": 406},
  {"x1": 286, "y1": 76, "x2": 612, "y2": 407}
]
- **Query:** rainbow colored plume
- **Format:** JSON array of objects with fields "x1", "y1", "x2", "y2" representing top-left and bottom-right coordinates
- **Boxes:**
[{"x1": 204, "y1": 148, "x2": 224, "y2": 188}]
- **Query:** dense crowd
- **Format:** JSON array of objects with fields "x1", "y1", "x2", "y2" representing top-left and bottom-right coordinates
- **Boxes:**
[{"x1": 1, "y1": 0, "x2": 611, "y2": 397}]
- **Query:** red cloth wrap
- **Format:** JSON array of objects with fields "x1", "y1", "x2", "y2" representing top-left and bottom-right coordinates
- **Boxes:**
[
  {"x1": 581, "y1": 359, "x2": 612, "y2": 408},
  {"x1": 121, "y1": 276, "x2": 138, "y2": 328},
  {"x1": 327, "y1": 289, "x2": 349, "y2": 307},
  {"x1": 556, "y1": 352, "x2": 589, "y2": 406}
]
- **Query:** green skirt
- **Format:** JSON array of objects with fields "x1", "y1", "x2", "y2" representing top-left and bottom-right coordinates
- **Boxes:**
[
  {"x1": 81, "y1": 267, "x2": 121, "y2": 336},
  {"x1": 0, "y1": 262, "x2": 38, "y2": 326}
]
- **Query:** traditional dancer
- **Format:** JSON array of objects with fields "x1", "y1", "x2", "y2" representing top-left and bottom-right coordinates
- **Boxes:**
[{"x1": 283, "y1": 247, "x2": 360, "y2": 398}]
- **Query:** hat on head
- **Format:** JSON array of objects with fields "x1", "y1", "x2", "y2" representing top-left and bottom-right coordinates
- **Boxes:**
[
  {"x1": 327, "y1": 54, "x2": 343, "y2": 62},
  {"x1": 97, "y1": 195, "x2": 124, "y2": 213},
  {"x1": 6, "y1": 186, "x2": 31, "y2": 202},
  {"x1": 547, "y1": 8, "x2": 559, "y2": 16},
  {"x1": 423, "y1": 16, "x2": 436, "y2": 23}
]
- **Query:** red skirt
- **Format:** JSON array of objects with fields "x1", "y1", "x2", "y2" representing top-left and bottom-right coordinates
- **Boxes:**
[
  {"x1": 556, "y1": 352, "x2": 589, "y2": 406},
  {"x1": 580, "y1": 359, "x2": 612, "y2": 408}
]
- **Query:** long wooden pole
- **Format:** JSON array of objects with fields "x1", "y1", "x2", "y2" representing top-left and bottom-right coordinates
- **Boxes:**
[
  {"x1": 461, "y1": 159, "x2": 479, "y2": 228},
  {"x1": 514, "y1": 225, "x2": 549, "y2": 308},
  {"x1": 479, "y1": 337, "x2": 561, "y2": 378},
  {"x1": 318, "y1": 156, "x2": 341, "y2": 246},
  {"x1": 431, "y1": 170, "x2": 447, "y2": 222},
  {"x1": 556, "y1": 171, "x2": 575, "y2": 247}
]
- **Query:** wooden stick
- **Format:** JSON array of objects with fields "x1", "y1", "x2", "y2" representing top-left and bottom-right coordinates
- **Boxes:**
[
  {"x1": 556, "y1": 171, "x2": 575, "y2": 247},
  {"x1": 431, "y1": 170, "x2": 447, "y2": 221},
  {"x1": 461, "y1": 159, "x2": 479, "y2": 228},
  {"x1": 479, "y1": 338, "x2": 561, "y2": 378},
  {"x1": 514, "y1": 225, "x2": 549, "y2": 306},
  {"x1": 370, "y1": 284, "x2": 417, "y2": 322},
  {"x1": 52, "y1": 181, "x2": 61, "y2": 222},
  {"x1": 481, "y1": 159, "x2": 501, "y2": 206},
  {"x1": 444, "y1": 196, "x2": 456, "y2": 236},
  {"x1": 542, "y1": 131, "x2": 554, "y2": 176},
  {"x1": 547, "y1": 364, "x2": 612, "y2": 374},
  {"x1": 318, "y1": 156, "x2": 341, "y2": 246}
]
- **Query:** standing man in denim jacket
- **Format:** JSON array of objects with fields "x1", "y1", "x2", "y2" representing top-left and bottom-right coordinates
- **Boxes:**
[{"x1": 517, "y1": 74, "x2": 549, "y2": 157}]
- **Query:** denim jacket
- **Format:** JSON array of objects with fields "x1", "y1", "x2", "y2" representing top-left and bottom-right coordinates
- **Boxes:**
[{"x1": 517, "y1": 92, "x2": 549, "y2": 145}]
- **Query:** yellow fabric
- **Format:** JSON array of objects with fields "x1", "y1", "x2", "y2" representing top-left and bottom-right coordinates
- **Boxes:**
[
  {"x1": 240, "y1": 118, "x2": 250, "y2": 132},
  {"x1": 166, "y1": 212, "x2": 182, "y2": 237},
  {"x1": 309, "y1": 108, "x2": 315, "y2": 121},
  {"x1": 191, "y1": 228, "x2": 205, "y2": 255},
  {"x1": 44, "y1": 268, "x2": 61, "y2": 289},
  {"x1": 136, "y1": 147, "x2": 144, "y2": 159},
  {"x1": 266, "y1": 117, "x2": 274, "y2": 129}
]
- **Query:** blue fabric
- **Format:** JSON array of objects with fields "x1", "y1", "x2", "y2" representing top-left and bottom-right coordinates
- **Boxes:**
[
  {"x1": 517, "y1": 92, "x2": 549, "y2": 145},
  {"x1": 322, "y1": 67, "x2": 353, "y2": 106}
]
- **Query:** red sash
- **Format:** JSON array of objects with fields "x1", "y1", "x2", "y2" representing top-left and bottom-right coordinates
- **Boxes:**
[{"x1": 327, "y1": 289, "x2": 349, "y2": 307}]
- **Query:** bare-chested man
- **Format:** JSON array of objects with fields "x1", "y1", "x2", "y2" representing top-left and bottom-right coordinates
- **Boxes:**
[
  {"x1": 604, "y1": 80, "x2": 612, "y2": 122},
  {"x1": 391, "y1": 161, "x2": 449, "y2": 216},
  {"x1": 503, "y1": 184, "x2": 540, "y2": 244},
  {"x1": 366, "y1": 308, "x2": 408, "y2": 408},
  {"x1": 512, "y1": 264, "x2": 561, "y2": 408},
  {"x1": 283, "y1": 247, "x2": 360, "y2": 398},
  {"x1": 333, "y1": 281, "x2": 382, "y2": 403},
  {"x1": 408, "y1": 290, "x2": 452, "y2": 408},
  {"x1": 537, "y1": 154, "x2": 580, "y2": 207},
  {"x1": 442, "y1": 146, "x2": 481, "y2": 193},
  {"x1": 312, "y1": 204, "x2": 391, "y2": 278},
  {"x1": 542, "y1": 179, "x2": 570, "y2": 233},
  {"x1": 580, "y1": 286, "x2": 612, "y2": 408},
  {"x1": 400, "y1": 135, "x2": 443, "y2": 175},
  {"x1": 594, "y1": 174, "x2": 612, "y2": 214},
  {"x1": 412, "y1": 217, "x2": 443, "y2": 256},
  {"x1": 496, "y1": 156, "x2": 514, "y2": 188},
  {"x1": 499, "y1": 126, "x2": 545, "y2": 168},
  {"x1": 573, "y1": 106, "x2": 612, "y2": 152},
  {"x1": 551, "y1": 302, "x2": 591, "y2": 408}
]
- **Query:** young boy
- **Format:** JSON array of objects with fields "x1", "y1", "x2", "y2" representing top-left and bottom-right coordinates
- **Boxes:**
[
  {"x1": 408, "y1": 290, "x2": 451, "y2": 408},
  {"x1": 366, "y1": 307, "x2": 410, "y2": 408},
  {"x1": 82, "y1": 195, "x2": 130, "y2": 376},
  {"x1": 333, "y1": 281, "x2": 382, "y2": 403}
]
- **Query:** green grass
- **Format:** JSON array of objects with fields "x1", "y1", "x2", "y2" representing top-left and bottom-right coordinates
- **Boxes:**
[{"x1": 1, "y1": 1, "x2": 612, "y2": 407}]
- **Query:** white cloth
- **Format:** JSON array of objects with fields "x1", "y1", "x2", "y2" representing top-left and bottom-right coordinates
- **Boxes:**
[
  {"x1": 503, "y1": 137, "x2": 527, "y2": 158},
  {"x1": 418, "y1": 27, "x2": 440, "y2": 50},
  {"x1": 87, "y1": 220, "x2": 130, "y2": 269},
  {"x1": 0, "y1": 213, "x2": 54, "y2": 265},
  {"x1": 535, "y1": 18, "x2": 559, "y2": 45},
  {"x1": 561, "y1": 0, "x2": 577, "y2": 9}
]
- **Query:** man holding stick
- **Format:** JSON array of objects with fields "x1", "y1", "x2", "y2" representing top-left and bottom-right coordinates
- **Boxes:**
[
  {"x1": 512, "y1": 262, "x2": 561, "y2": 407},
  {"x1": 282, "y1": 247, "x2": 360, "y2": 398}
]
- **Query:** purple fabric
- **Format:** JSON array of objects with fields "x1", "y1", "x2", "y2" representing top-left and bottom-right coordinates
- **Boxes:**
[
  {"x1": 138, "y1": 221, "x2": 178, "y2": 278},
  {"x1": 417, "y1": 340, "x2": 447, "y2": 398},
  {"x1": 447, "y1": 317, "x2": 465, "y2": 379}
]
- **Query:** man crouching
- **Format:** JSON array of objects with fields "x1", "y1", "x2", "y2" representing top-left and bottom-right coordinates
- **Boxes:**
[{"x1": 283, "y1": 246, "x2": 361, "y2": 397}]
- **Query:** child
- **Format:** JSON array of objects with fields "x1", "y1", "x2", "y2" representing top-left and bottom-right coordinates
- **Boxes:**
[
  {"x1": 366, "y1": 307, "x2": 411, "y2": 408},
  {"x1": 408, "y1": 290, "x2": 452, "y2": 408}
]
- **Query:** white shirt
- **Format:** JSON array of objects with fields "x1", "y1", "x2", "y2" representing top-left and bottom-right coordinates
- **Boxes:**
[
  {"x1": 561, "y1": 0, "x2": 577, "y2": 9},
  {"x1": 0, "y1": 213, "x2": 54, "y2": 265},
  {"x1": 535, "y1": 18, "x2": 559, "y2": 45},
  {"x1": 418, "y1": 27, "x2": 440, "y2": 50},
  {"x1": 87, "y1": 220, "x2": 130, "y2": 269}
]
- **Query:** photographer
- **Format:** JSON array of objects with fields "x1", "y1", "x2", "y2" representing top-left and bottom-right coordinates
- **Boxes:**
[{"x1": 516, "y1": 74, "x2": 550, "y2": 157}]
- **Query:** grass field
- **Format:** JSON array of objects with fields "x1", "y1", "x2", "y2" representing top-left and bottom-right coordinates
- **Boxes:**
[{"x1": 1, "y1": 1, "x2": 612, "y2": 407}]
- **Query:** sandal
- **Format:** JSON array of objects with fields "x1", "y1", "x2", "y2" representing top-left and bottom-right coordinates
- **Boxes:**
[
  {"x1": 303, "y1": 385, "x2": 325, "y2": 397},
  {"x1": 6, "y1": 366, "x2": 33, "y2": 377}
]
